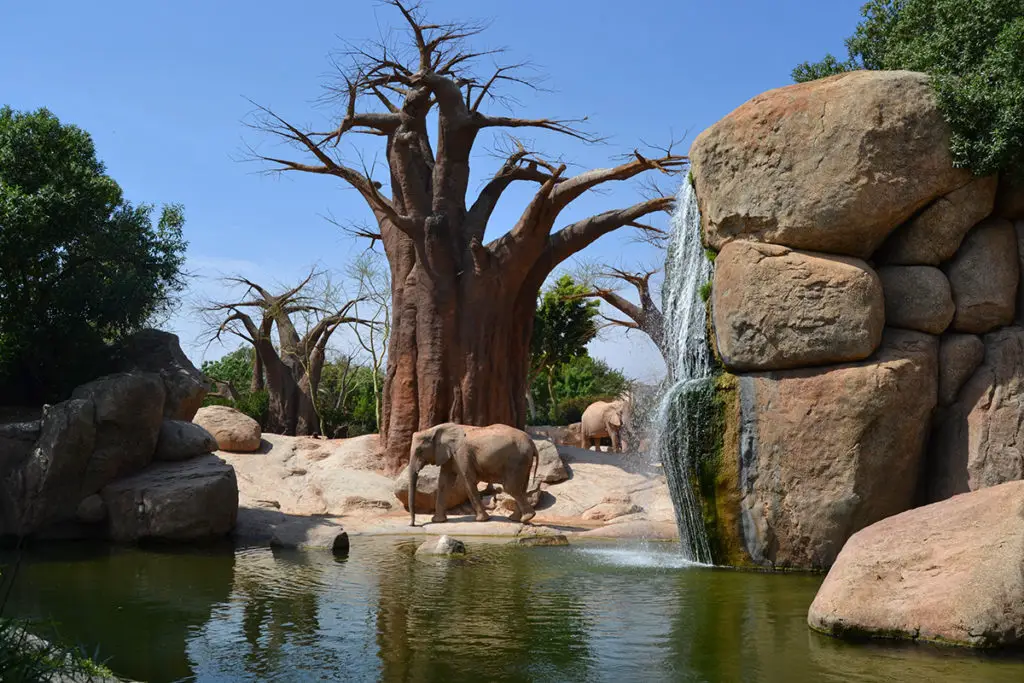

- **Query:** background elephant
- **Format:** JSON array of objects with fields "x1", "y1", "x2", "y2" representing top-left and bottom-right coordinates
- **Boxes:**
[
  {"x1": 408, "y1": 423, "x2": 539, "y2": 526},
  {"x1": 580, "y1": 399, "x2": 629, "y2": 452}
]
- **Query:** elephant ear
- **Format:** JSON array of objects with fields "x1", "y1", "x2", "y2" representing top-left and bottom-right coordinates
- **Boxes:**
[
  {"x1": 609, "y1": 410, "x2": 622, "y2": 427},
  {"x1": 432, "y1": 423, "x2": 466, "y2": 467}
]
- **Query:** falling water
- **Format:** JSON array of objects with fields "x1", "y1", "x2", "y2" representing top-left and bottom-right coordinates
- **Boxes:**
[{"x1": 651, "y1": 180, "x2": 715, "y2": 565}]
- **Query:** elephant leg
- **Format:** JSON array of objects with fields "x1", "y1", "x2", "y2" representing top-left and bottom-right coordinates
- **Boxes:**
[
  {"x1": 432, "y1": 467, "x2": 455, "y2": 523},
  {"x1": 610, "y1": 428, "x2": 621, "y2": 453},
  {"x1": 458, "y1": 469, "x2": 490, "y2": 522}
]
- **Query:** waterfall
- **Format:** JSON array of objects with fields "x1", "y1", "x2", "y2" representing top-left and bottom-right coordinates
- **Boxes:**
[{"x1": 651, "y1": 180, "x2": 715, "y2": 565}]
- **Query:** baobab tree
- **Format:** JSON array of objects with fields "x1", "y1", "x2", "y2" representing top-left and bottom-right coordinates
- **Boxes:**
[
  {"x1": 250, "y1": 1, "x2": 687, "y2": 471},
  {"x1": 203, "y1": 273, "x2": 364, "y2": 436},
  {"x1": 574, "y1": 267, "x2": 666, "y2": 359}
]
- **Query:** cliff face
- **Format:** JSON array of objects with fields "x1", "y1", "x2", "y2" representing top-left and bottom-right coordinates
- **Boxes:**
[{"x1": 690, "y1": 70, "x2": 1024, "y2": 570}]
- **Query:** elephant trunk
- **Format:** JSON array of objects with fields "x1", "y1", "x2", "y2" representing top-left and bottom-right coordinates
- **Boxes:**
[{"x1": 408, "y1": 458, "x2": 419, "y2": 527}]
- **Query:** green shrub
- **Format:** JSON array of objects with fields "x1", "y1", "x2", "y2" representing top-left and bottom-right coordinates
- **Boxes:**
[
  {"x1": 0, "y1": 617, "x2": 113, "y2": 682},
  {"x1": 792, "y1": 0, "x2": 1024, "y2": 177},
  {"x1": 699, "y1": 281, "x2": 713, "y2": 303}
]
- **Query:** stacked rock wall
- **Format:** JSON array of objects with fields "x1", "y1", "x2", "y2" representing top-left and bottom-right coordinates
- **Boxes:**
[{"x1": 690, "y1": 70, "x2": 1024, "y2": 570}]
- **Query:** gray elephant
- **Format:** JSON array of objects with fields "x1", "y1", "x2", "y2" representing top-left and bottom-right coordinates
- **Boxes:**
[
  {"x1": 580, "y1": 399, "x2": 629, "y2": 452},
  {"x1": 408, "y1": 423, "x2": 539, "y2": 526}
]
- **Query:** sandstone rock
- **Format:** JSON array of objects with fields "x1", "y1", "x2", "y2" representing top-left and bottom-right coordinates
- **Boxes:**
[
  {"x1": 101, "y1": 455, "x2": 238, "y2": 541},
  {"x1": 996, "y1": 176, "x2": 1024, "y2": 220},
  {"x1": 946, "y1": 218, "x2": 1019, "y2": 333},
  {"x1": 512, "y1": 534, "x2": 569, "y2": 547},
  {"x1": 193, "y1": 405, "x2": 261, "y2": 453},
  {"x1": 712, "y1": 241, "x2": 884, "y2": 371},
  {"x1": 809, "y1": 481, "x2": 1024, "y2": 648},
  {"x1": 691, "y1": 71, "x2": 970, "y2": 258},
  {"x1": 929, "y1": 326, "x2": 1024, "y2": 501},
  {"x1": 71, "y1": 372, "x2": 166, "y2": 492},
  {"x1": 738, "y1": 329, "x2": 938, "y2": 569},
  {"x1": 938, "y1": 334, "x2": 985, "y2": 406},
  {"x1": 534, "y1": 439, "x2": 569, "y2": 484},
  {"x1": 154, "y1": 419, "x2": 217, "y2": 461},
  {"x1": 415, "y1": 535, "x2": 466, "y2": 556},
  {"x1": 877, "y1": 175, "x2": 998, "y2": 265},
  {"x1": 112, "y1": 329, "x2": 211, "y2": 421},
  {"x1": 1015, "y1": 221, "x2": 1024, "y2": 322},
  {"x1": 877, "y1": 266, "x2": 954, "y2": 334},
  {"x1": 393, "y1": 463, "x2": 469, "y2": 514},
  {"x1": 76, "y1": 494, "x2": 107, "y2": 524},
  {"x1": 581, "y1": 500, "x2": 643, "y2": 522},
  {"x1": 269, "y1": 518, "x2": 349, "y2": 556}
]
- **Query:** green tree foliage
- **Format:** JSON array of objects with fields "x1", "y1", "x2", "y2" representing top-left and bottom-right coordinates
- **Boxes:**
[
  {"x1": 0, "y1": 107, "x2": 187, "y2": 402},
  {"x1": 528, "y1": 276, "x2": 630, "y2": 424},
  {"x1": 201, "y1": 347, "x2": 255, "y2": 392},
  {"x1": 792, "y1": 0, "x2": 1024, "y2": 176}
]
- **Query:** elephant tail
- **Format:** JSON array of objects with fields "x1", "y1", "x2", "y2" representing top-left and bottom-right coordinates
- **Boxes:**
[{"x1": 528, "y1": 441, "x2": 541, "y2": 493}]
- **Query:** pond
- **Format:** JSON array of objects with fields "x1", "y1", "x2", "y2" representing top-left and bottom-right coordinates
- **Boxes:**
[{"x1": 2, "y1": 537, "x2": 1022, "y2": 682}]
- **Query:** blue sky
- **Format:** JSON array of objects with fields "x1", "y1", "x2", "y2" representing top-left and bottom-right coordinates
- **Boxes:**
[{"x1": 1, "y1": 0, "x2": 863, "y2": 382}]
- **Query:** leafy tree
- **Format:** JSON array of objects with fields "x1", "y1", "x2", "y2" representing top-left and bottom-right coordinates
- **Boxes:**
[
  {"x1": 201, "y1": 347, "x2": 256, "y2": 393},
  {"x1": 529, "y1": 275, "x2": 600, "y2": 420},
  {"x1": 0, "y1": 106, "x2": 186, "y2": 402},
  {"x1": 792, "y1": 0, "x2": 1024, "y2": 176}
]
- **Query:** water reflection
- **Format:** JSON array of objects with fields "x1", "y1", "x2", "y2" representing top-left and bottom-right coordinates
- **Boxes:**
[{"x1": 2, "y1": 538, "x2": 1023, "y2": 682}]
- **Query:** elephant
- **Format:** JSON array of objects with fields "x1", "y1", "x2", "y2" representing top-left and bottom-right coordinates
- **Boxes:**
[
  {"x1": 408, "y1": 423, "x2": 539, "y2": 526},
  {"x1": 580, "y1": 399, "x2": 629, "y2": 452}
]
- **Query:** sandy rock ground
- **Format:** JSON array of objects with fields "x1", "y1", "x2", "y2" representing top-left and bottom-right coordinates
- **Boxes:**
[{"x1": 219, "y1": 433, "x2": 678, "y2": 545}]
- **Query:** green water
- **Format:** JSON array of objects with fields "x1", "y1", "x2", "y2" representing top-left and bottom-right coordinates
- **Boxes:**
[{"x1": 2, "y1": 537, "x2": 1022, "y2": 682}]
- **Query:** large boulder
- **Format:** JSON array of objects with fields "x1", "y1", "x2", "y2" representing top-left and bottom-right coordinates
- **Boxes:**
[
  {"x1": 154, "y1": 419, "x2": 218, "y2": 461},
  {"x1": 877, "y1": 265, "x2": 954, "y2": 334},
  {"x1": 1016, "y1": 221, "x2": 1024, "y2": 323},
  {"x1": 938, "y1": 333, "x2": 985, "y2": 406},
  {"x1": 112, "y1": 329, "x2": 212, "y2": 421},
  {"x1": 691, "y1": 71, "x2": 971, "y2": 258},
  {"x1": 929, "y1": 326, "x2": 1024, "y2": 501},
  {"x1": 70, "y1": 372, "x2": 166, "y2": 493},
  {"x1": 946, "y1": 218, "x2": 1019, "y2": 334},
  {"x1": 711, "y1": 241, "x2": 884, "y2": 371},
  {"x1": 393, "y1": 463, "x2": 469, "y2": 514},
  {"x1": 533, "y1": 439, "x2": 569, "y2": 484},
  {"x1": 876, "y1": 175, "x2": 998, "y2": 265},
  {"x1": 809, "y1": 481, "x2": 1024, "y2": 648},
  {"x1": 0, "y1": 418, "x2": 41, "y2": 535},
  {"x1": 101, "y1": 455, "x2": 238, "y2": 541},
  {"x1": 193, "y1": 405, "x2": 262, "y2": 453},
  {"x1": 737, "y1": 330, "x2": 938, "y2": 569}
]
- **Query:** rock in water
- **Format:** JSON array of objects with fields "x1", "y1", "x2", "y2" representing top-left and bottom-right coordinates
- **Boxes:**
[
  {"x1": 101, "y1": 455, "x2": 238, "y2": 541},
  {"x1": 154, "y1": 419, "x2": 218, "y2": 461},
  {"x1": 946, "y1": 218, "x2": 1019, "y2": 334},
  {"x1": 193, "y1": 405, "x2": 262, "y2": 453},
  {"x1": 877, "y1": 266, "x2": 954, "y2": 335},
  {"x1": 415, "y1": 535, "x2": 466, "y2": 556},
  {"x1": 712, "y1": 241, "x2": 884, "y2": 371},
  {"x1": 738, "y1": 330, "x2": 937, "y2": 569},
  {"x1": 691, "y1": 71, "x2": 970, "y2": 257},
  {"x1": 808, "y1": 481, "x2": 1024, "y2": 648}
]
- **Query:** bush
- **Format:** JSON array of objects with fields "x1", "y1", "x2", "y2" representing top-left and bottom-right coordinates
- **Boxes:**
[
  {"x1": 0, "y1": 617, "x2": 114, "y2": 682},
  {"x1": 0, "y1": 107, "x2": 187, "y2": 403},
  {"x1": 792, "y1": 0, "x2": 1024, "y2": 177}
]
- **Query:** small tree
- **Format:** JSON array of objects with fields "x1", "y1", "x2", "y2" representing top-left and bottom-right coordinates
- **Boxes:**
[
  {"x1": 347, "y1": 251, "x2": 391, "y2": 431},
  {"x1": 792, "y1": 0, "x2": 1024, "y2": 176},
  {"x1": 202, "y1": 272, "x2": 363, "y2": 435},
  {"x1": 0, "y1": 106, "x2": 186, "y2": 402},
  {"x1": 530, "y1": 275, "x2": 599, "y2": 421}
]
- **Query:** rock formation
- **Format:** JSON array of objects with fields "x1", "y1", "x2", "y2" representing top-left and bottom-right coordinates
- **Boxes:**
[
  {"x1": 0, "y1": 332, "x2": 237, "y2": 542},
  {"x1": 809, "y1": 481, "x2": 1024, "y2": 648},
  {"x1": 192, "y1": 405, "x2": 262, "y2": 452},
  {"x1": 690, "y1": 70, "x2": 1024, "y2": 571}
]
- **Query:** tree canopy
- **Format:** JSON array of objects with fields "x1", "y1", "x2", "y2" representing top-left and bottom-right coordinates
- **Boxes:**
[
  {"x1": 793, "y1": 0, "x2": 1024, "y2": 176},
  {"x1": 0, "y1": 106, "x2": 187, "y2": 402}
]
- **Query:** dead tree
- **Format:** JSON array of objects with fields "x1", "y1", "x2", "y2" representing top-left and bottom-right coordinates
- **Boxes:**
[
  {"x1": 249, "y1": 1, "x2": 687, "y2": 471},
  {"x1": 204, "y1": 273, "x2": 363, "y2": 436},
  {"x1": 576, "y1": 267, "x2": 666, "y2": 359}
]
